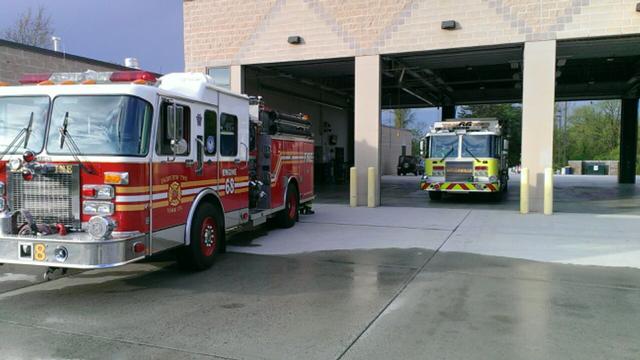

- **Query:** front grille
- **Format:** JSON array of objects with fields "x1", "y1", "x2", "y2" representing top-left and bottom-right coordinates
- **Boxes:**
[
  {"x1": 7, "y1": 165, "x2": 80, "y2": 228},
  {"x1": 445, "y1": 161, "x2": 474, "y2": 182}
]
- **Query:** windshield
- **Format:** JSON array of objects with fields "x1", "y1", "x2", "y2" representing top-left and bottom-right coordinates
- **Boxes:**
[
  {"x1": 429, "y1": 135, "x2": 458, "y2": 158},
  {"x1": 462, "y1": 135, "x2": 494, "y2": 158},
  {"x1": 0, "y1": 96, "x2": 49, "y2": 154},
  {"x1": 47, "y1": 95, "x2": 152, "y2": 156}
]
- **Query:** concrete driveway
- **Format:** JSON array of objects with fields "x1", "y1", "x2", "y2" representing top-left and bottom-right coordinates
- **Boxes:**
[
  {"x1": 1, "y1": 204, "x2": 639, "y2": 359},
  {"x1": 317, "y1": 175, "x2": 640, "y2": 215}
]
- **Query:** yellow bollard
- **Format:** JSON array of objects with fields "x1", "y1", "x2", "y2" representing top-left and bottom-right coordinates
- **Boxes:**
[
  {"x1": 350, "y1": 167, "x2": 357, "y2": 207},
  {"x1": 367, "y1": 166, "x2": 376, "y2": 208},
  {"x1": 544, "y1": 167, "x2": 553, "y2": 215},
  {"x1": 520, "y1": 168, "x2": 529, "y2": 214}
]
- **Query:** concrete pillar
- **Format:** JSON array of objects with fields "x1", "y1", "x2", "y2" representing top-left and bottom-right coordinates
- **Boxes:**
[
  {"x1": 354, "y1": 55, "x2": 381, "y2": 206},
  {"x1": 619, "y1": 98, "x2": 638, "y2": 184},
  {"x1": 521, "y1": 40, "x2": 556, "y2": 212},
  {"x1": 230, "y1": 65, "x2": 244, "y2": 93},
  {"x1": 441, "y1": 105, "x2": 455, "y2": 121}
]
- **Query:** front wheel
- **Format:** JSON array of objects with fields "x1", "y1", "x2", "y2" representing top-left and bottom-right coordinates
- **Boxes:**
[
  {"x1": 276, "y1": 185, "x2": 299, "y2": 228},
  {"x1": 178, "y1": 202, "x2": 223, "y2": 270},
  {"x1": 428, "y1": 191, "x2": 443, "y2": 201}
]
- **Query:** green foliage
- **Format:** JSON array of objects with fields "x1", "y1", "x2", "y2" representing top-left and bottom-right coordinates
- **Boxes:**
[
  {"x1": 458, "y1": 104, "x2": 522, "y2": 166},
  {"x1": 560, "y1": 101, "x2": 620, "y2": 163},
  {"x1": 555, "y1": 100, "x2": 640, "y2": 174}
]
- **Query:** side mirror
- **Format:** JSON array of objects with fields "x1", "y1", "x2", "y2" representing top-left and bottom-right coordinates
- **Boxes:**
[
  {"x1": 167, "y1": 104, "x2": 187, "y2": 155},
  {"x1": 502, "y1": 139, "x2": 509, "y2": 156},
  {"x1": 166, "y1": 105, "x2": 177, "y2": 141},
  {"x1": 419, "y1": 138, "x2": 428, "y2": 157}
]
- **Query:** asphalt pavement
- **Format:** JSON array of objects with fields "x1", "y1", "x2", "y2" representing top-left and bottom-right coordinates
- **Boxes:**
[{"x1": 1, "y1": 204, "x2": 639, "y2": 360}]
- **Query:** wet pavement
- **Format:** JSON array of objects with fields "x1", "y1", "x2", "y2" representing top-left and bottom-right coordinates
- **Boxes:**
[
  {"x1": 1, "y1": 204, "x2": 640, "y2": 359},
  {"x1": 318, "y1": 175, "x2": 640, "y2": 215}
]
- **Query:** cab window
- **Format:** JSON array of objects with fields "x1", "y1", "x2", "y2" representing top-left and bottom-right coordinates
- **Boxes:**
[
  {"x1": 204, "y1": 110, "x2": 217, "y2": 156},
  {"x1": 157, "y1": 102, "x2": 190, "y2": 156},
  {"x1": 220, "y1": 113, "x2": 237, "y2": 157}
]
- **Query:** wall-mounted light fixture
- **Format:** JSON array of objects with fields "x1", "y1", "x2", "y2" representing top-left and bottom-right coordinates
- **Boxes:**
[
  {"x1": 441, "y1": 20, "x2": 457, "y2": 30},
  {"x1": 287, "y1": 36, "x2": 303, "y2": 45}
]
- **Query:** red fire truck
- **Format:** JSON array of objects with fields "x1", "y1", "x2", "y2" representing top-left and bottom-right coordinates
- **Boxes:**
[{"x1": 0, "y1": 71, "x2": 314, "y2": 275}]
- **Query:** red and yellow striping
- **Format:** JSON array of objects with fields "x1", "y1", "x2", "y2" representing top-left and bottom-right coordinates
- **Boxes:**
[{"x1": 420, "y1": 181, "x2": 500, "y2": 192}]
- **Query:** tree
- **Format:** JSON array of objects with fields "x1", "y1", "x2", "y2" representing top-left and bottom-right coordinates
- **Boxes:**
[
  {"x1": 559, "y1": 100, "x2": 621, "y2": 166},
  {"x1": 392, "y1": 108, "x2": 415, "y2": 129},
  {"x1": 3, "y1": 6, "x2": 54, "y2": 48},
  {"x1": 458, "y1": 104, "x2": 522, "y2": 166}
]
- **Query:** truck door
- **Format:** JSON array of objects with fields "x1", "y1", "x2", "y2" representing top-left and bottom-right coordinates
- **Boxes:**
[
  {"x1": 151, "y1": 98, "x2": 197, "y2": 253},
  {"x1": 201, "y1": 107, "x2": 220, "y2": 197}
]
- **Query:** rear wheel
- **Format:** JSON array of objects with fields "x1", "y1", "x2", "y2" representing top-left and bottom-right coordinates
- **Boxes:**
[
  {"x1": 276, "y1": 184, "x2": 299, "y2": 228},
  {"x1": 178, "y1": 202, "x2": 223, "y2": 270},
  {"x1": 428, "y1": 191, "x2": 443, "y2": 201},
  {"x1": 489, "y1": 191, "x2": 504, "y2": 202},
  {"x1": 501, "y1": 177, "x2": 509, "y2": 193}
]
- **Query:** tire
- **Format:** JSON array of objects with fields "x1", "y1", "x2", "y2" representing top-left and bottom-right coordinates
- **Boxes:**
[
  {"x1": 489, "y1": 191, "x2": 504, "y2": 202},
  {"x1": 501, "y1": 179, "x2": 509, "y2": 193},
  {"x1": 428, "y1": 191, "x2": 443, "y2": 201},
  {"x1": 177, "y1": 202, "x2": 223, "y2": 270},
  {"x1": 276, "y1": 184, "x2": 299, "y2": 228}
]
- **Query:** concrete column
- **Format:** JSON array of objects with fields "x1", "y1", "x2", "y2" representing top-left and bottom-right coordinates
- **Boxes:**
[
  {"x1": 619, "y1": 98, "x2": 638, "y2": 184},
  {"x1": 354, "y1": 55, "x2": 381, "y2": 206},
  {"x1": 230, "y1": 65, "x2": 244, "y2": 93},
  {"x1": 441, "y1": 105, "x2": 456, "y2": 121},
  {"x1": 521, "y1": 40, "x2": 556, "y2": 212}
]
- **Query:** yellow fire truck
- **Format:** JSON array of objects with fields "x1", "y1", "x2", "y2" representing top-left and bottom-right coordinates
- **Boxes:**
[{"x1": 419, "y1": 119, "x2": 509, "y2": 201}]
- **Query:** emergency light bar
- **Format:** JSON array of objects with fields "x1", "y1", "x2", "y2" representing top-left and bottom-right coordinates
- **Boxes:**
[
  {"x1": 18, "y1": 70, "x2": 157, "y2": 85},
  {"x1": 433, "y1": 120, "x2": 498, "y2": 130}
]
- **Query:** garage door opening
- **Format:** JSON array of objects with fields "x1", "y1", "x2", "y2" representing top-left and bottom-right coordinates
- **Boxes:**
[
  {"x1": 244, "y1": 59, "x2": 354, "y2": 204},
  {"x1": 553, "y1": 36, "x2": 640, "y2": 215},
  {"x1": 379, "y1": 45, "x2": 524, "y2": 210}
]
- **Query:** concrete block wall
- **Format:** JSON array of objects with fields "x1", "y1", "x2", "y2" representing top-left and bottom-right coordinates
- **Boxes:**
[
  {"x1": 184, "y1": 0, "x2": 640, "y2": 71},
  {"x1": 0, "y1": 42, "x2": 125, "y2": 83}
]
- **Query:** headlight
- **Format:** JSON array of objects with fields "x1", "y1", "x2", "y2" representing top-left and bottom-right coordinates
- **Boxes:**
[
  {"x1": 0, "y1": 181, "x2": 4, "y2": 194},
  {"x1": 8, "y1": 158, "x2": 22, "y2": 171},
  {"x1": 87, "y1": 216, "x2": 115, "y2": 239},
  {"x1": 489, "y1": 176, "x2": 498, "y2": 182},
  {"x1": 83, "y1": 201, "x2": 114, "y2": 216}
]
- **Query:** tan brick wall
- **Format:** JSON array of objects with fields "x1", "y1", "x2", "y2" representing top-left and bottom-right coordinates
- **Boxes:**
[
  {"x1": 184, "y1": 0, "x2": 640, "y2": 71},
  {"x1": 0, "y1": 44, "x2": 124, "y2": 84}
]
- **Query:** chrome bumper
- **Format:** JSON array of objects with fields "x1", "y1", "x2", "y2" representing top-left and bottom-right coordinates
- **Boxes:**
[{"x1": 0, "y1": 232, "x2": 148, "y2": 269}]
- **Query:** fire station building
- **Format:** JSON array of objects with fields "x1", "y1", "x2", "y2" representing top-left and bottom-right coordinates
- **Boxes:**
[{"x1": 183, "y1": 0, "x2": 640, "y2": 211}]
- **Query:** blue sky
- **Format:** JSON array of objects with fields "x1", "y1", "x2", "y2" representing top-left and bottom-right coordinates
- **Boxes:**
[{"x1": 0, "y1": 0, "x2": 184, "y2": 73}]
